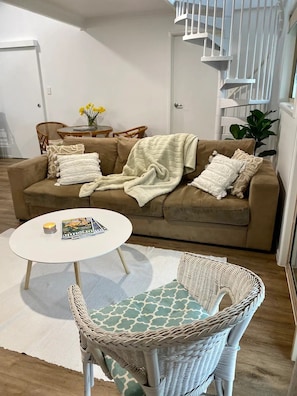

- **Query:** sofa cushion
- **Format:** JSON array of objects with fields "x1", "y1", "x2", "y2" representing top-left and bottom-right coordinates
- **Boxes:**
[
  {"x1": 24, "y1": 179, "x2": 90, "y2": 210},
  {"x1": 113, "y1": 137, "x2": 138, "y2": 174},
  {"x1": 90, "y1": 189, "x2": 166, "y2": 218},
  {"x1": 230, "y1": 149, "x2": 263, "y2": 198},
  {"x1": 184, "y1": 138, "x2": 255, "y2": 181},
  {"x1": 46, "y1": 143, "x2": 85, "y2": 179},
  {"x1": 164, "y1": 183, "x2": 249, "y2": 226},
  {"x1": 63, "y1": 137, "x2": 118, "y2": 176},
  {"x1": 55, "y1": 153, "x2": 102, "y2": 185}
]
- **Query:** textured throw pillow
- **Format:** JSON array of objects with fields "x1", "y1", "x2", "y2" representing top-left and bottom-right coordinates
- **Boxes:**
[
  {"x1": 55, "y1": 152, "x2": 102, "y2": 186},
  {"x1": 231, "y1": 149, "x2": 263, "y2": 198},
  {"x1": 47, "y1": 144, "x2": 84, "y2": 179},
  {"x1": 189, "y1": 151, "x2": 245, "y2": 199}
]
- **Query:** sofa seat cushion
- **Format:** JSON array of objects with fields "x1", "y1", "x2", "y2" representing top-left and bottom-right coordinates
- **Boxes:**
[
  {"x1": 163, "y1": 183, "x2": 249, "y2": 226},
  {"x1": 90, "y1": 189, "x2": 166, "y2": 218},
  {"x1": 24, "y1": 179, "x2": 90, "y2": 209}
]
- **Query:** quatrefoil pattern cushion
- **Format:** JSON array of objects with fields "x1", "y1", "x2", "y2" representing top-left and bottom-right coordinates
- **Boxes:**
[
  {"x1": 89, "y1": 280, "x2": 209, "y2": 332},
  {"x1": 89, "y1": 280, "x2": 209, "y2": 396},
  {"x1": 104, "y1": 356, "x2": 145, "y2": 396}
]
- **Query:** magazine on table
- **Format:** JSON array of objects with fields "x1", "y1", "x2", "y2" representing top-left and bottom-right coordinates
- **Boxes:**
[
  {"x1": 61, "y1": 217, "x2": 107, "y2": 240},
  {"x1": 73, "y1": 126, "x2": 96, "y2": 131}
]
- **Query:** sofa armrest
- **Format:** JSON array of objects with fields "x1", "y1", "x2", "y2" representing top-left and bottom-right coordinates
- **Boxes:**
[
  {"x1": 8, "y1": 155, "x2": 48, "y2": 220},
  {"x1": 246, "y1": 159, "x2": 279, "y2": 251}
]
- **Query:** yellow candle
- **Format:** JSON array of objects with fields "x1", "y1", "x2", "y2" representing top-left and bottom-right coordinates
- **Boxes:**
[{"x1": 43, "y1": 222, "x2": 57, "y2": 234}]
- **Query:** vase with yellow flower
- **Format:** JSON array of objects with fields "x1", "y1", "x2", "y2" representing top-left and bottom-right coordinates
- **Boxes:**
[{"x1": 79, "y1": 103, "x2": 106, "y2": 129}]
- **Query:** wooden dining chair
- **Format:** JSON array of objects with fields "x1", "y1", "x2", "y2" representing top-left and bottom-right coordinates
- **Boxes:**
[
  {"x1": 36, "y1": 122, "x2": 67, "y2": 154},
  {"x1": 112, "y1": 125, "x2": 147, "y2": 139}
]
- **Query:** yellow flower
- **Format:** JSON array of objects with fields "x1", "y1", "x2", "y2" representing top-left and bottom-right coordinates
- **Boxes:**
[{"x1": 79, "y1": 102, "x2": 106, "y2": 126}]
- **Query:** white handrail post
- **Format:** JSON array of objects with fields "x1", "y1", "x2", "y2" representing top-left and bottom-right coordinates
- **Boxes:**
[
  {"x1": 250, "y1": 0, "x2": 260, "y2": 101},
  {"x1": 261, "y1": 2, "x2": 273, "y2": 101},
  {"x1": 244, "y1": 0, "x2": 252, "y2": 79},
  {"x1": 197, "y1": 0, "x2": 201, "y2": 35},
  {"x1": 220, "y1": 0, "x2": 226, "y2": 57},
  {"x1": 235, "y1": 0, "x2": 244, "y2": 79},
  {"x1": 211, "y1": 0, "x2": 217, "y2": 56}
]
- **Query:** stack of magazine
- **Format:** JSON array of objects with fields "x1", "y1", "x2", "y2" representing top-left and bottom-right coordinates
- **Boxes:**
[{"x1": 61, "y1": 217, "x2": 107, "y2": 240}]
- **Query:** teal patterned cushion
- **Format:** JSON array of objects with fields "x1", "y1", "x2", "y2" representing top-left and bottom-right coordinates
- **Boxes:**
[
  {"x1": 104, "y1": 355, "x2": 145, "y2": 396},
  {"x1": 90, "y1": 280, "x2": 209, "y2": 332},
  {"x1": 89, "y1": 280, "x2": 209, "y2": 396}
]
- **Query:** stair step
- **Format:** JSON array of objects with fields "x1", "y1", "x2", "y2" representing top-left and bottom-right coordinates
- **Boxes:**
[
  {"x1": 220, "y1": 98, "x2": 270, "y2": 108},
  {"x1": 220, "y1": 99, "x2": 251, "y2": 108},
  {"x1": 183, "y1": 34, "x2": 221, "y2": 50},
  {"x1": 221, "y1": 116, "x2": 246, "y2": 127},
  {"x1": 175, "y1": 14, "x2": 222, "y2": 34},
  {"x1": 201, "y1": 56, "x2": 232, "y2": 71},
  {"x1": 175, "y1": 6, "x2": 223, "y2": 22},
  {"x1": 175, "y1": 8, "x2": 223, "y2": 25},
  {"x1": 183, "y1": 32, "x2": 209, "y2": 40},
  {"x1": 221, "y1": 78, "x2": 256, "y2": 90}
]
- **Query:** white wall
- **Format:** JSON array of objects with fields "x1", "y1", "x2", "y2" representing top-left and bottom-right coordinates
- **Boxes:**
[
  {"x1": 0, "y1": 2, "x2": 219, "y2": 137},
  {"x1": 276, "y1": 0, "x2": 297, "y2": 266}
]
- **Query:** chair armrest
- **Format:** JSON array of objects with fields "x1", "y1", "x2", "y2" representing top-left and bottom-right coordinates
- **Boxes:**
[
  {"x1": 7, "y1": 155, "x2": 48, "y2": 220},
  {"x1": 246, "y1": 159, "x2": 279, "y2": 251}
]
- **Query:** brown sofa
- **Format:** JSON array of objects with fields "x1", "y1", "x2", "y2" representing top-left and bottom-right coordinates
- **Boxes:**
[{"x1": 7, "y1": 136, "x2": 279, "y2": 251}]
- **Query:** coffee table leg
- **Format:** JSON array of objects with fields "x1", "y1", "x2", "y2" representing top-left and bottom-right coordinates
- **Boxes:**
[
  {"x1": 74, "y1": 261, "x2": 82, "y2": 288},
  {"x1": 24, "y1": 260, "x2": 33, "y2": 290},
  {"x1": 117, "y1": 248, "x2": 130, "y2": 274}
]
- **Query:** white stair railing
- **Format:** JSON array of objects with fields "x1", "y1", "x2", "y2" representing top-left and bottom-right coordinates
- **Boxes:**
[{"x1": 174, "y1": 0, "x2": 284, "y2": 138}]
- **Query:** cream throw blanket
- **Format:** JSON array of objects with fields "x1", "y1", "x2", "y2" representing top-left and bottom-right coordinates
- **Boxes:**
[{"x1": 79, "y1": 133, "x2": 198, "y2": 207}]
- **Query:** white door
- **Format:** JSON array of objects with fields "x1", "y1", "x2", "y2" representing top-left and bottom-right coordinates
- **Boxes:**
[
  {"x1": 0, "y1": 45, "x2": 45, "y2": 158},
  {"x1": 171, "y1": 35, "x2": 218, "y2": 138}
]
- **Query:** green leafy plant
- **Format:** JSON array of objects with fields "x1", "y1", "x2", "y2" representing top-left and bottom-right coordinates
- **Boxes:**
[{"x1": 229, "y1": 109, "x2": 279, "y2": 157}]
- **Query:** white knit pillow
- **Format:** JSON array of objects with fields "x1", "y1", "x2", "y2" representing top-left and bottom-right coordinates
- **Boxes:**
[
  {"x1": 189, "y1": 151, "x2": 245, "y2": 199},
  {"x1": 47, "y1": 144, "x2": 85, "y2": 179},
  {"x1": 55, "y1": 152, "x2": 102, "y2": 186}
]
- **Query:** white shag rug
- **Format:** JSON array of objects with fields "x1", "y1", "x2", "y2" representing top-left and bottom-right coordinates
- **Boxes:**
[{"x1": 0, "y1": 228, "x2": 224, "y2": 381}]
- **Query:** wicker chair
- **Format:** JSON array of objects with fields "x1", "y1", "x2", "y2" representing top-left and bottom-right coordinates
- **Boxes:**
[
  {"x1": 36, "y1": 122, "x2": 67, "y2": 154},
  {"x1": 68, "y1": 253, "x2": 265, "y2": 396},
  {"x1": 112, "y1": 125, "x2": 147, "y2": 139}
]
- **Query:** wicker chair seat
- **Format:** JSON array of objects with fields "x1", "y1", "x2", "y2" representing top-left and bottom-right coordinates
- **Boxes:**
[{"x1": 89, "y1": 279, "x2": 209, "y2": 395}]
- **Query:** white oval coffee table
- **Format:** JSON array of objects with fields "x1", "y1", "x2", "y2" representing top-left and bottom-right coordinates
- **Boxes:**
[{"x1": 9, "y1": 208, "x2": 132, "y2": 289}]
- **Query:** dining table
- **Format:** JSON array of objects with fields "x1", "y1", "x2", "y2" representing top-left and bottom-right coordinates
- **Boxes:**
[{"x1": 57, "y1": 125, "x2": 113, "y2": 138}]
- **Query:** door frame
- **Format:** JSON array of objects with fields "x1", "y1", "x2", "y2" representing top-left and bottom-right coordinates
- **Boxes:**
[
  {"x1": 0, "y1": 40, "x2": 47, "y2": 157},
  {"x1": 168, "y1": 32, "x2": 184, "y2": 135},
  {"x1": 0, "y1": 40, "x2": 47, "y2": 121}
]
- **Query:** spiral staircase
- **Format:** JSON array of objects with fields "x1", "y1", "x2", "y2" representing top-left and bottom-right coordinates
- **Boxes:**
[{"x1": 173, "y1": 0, "x2": 284, "y2": 140}]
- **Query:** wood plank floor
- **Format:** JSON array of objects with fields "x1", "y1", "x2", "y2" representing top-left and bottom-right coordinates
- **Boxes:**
[{"x1": 0, "y1": 158, "x2": 295, "y2": 395}]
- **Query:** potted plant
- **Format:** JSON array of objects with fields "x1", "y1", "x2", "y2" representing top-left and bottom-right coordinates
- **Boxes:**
[{"x1": 229, "y1": 109, "x2": 279, "y2": 157}]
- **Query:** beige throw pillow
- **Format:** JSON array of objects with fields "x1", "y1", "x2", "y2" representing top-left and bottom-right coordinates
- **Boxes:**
[
  {"x1": 47, "y1": 144, "x2": 85, "y2": 179},
  {"x1": 189, "y1": 151, "x2": 245, "y2": 199},
  {"x1": 231, "y1": 149, "x2": 263, "y2": 198},
  {"x1": 55, "y1": 152, "x2": 102, "y2": 186}
]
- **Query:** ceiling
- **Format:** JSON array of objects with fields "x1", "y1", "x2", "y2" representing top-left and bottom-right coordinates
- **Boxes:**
[{"x1": 1, "y1": 0, "x2": 175, "y2": 28}]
